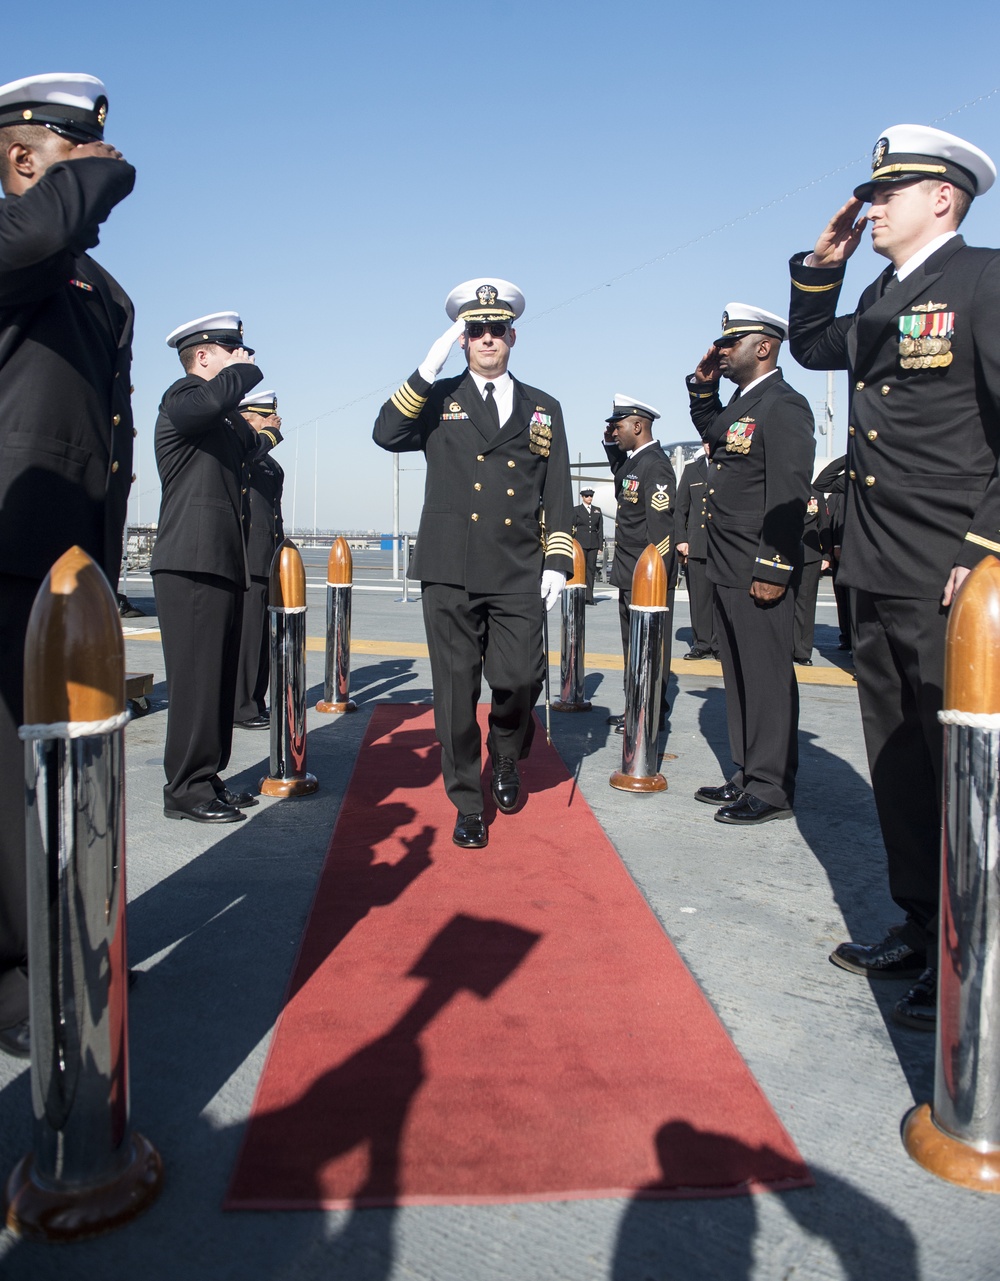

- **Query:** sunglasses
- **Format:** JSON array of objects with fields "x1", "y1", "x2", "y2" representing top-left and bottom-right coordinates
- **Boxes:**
[{"x1": 465, "y1": 322, "x2": 510, "y2": 340}]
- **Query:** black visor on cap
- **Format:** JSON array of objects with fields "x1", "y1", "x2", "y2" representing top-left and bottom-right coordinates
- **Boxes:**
[
  {"x1": 0, "y1": 98, "x2": 107, "y2": 142},
  {"x1": 854, "y1": 152, "x2": 979, "y2": 201},
  {"x1": 176, "y1": 329, "x2": 254, "y2": 356}
]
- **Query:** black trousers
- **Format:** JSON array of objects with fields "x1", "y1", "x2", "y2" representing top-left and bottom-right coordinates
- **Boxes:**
[
  {"x1": 154, "y1": 570, "x2": 244, "y2": 808},
  {"x1": 792, "y1": 558, "x2": 823, "y2": 662},
  {"x1": 234, "y1": 574, "x2": 269, "y2": 721},
  {"x1": 851, "y1": 589, "x2": 946, "y2": 948},
  {"x1": 421, "y1": 584, "x2": 543, "y2": 814},
  {"x1": 0, "y1": 574, "x2": 39, "y2": 1028},
  {"x1": 714, "y1": 582, "x2": 798, "y2": 809},
  {"x1": 582, "y1": 547, "x2": 598, "y2": 603},
  {"x1": 685, "y1": 556, "x2": 715, "y2": 652}
]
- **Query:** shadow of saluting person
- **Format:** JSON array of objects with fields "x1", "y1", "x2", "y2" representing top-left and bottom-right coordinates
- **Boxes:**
[{"x1": 227, "y1": 913, "x2": 540, "y2": 1208}]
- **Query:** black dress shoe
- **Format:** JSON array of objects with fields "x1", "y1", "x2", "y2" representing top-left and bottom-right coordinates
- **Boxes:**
[
  {"x1": 606, "y1": 713, "x2": 624, "y2": 727},
  {"x1": 218, "y1": 788, "x2": 259, "y2": 809},
  {"x1": 453, "y1": 813, "x2": 488, "y2": 848},
  {"x1": 715, "y1": 794, "x2": 793, "y2": 825},
  {"x1": 0, "y1": 1018, "x2": 30, "y2": 1059},
  {"x1": 164, "y1": 797, "x2": 246, "y2": 824},
  {"x1": 491, "y1": 755, "x2": 521, "y2": 813},
  {"x1": 794, "y1": 658, "x2": 814, "y2": 666},
  {"x1": 683, "y1": 647, "x2": 712, "y2": 660},
  {"x1": 234, "y1": 714, "x2": 270, "y2": 730},
  {"x1": 829, "y1": 932, "x2": 927, "y2": 979},
  {"x1": 694, "y1": 781, "x2": 744, "y2": 805},
  {"x1": 893, "y1": 966, "x2": 937, "y2": 1031}
]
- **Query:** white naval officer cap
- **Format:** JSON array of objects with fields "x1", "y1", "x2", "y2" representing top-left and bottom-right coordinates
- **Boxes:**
[
  {"x1": 0, "y1": 73, "x2": 109, "y2": 143},
  {"x1": 855, "y1": 124, "x2": 996, "y2": 201},
  {"x1": 239, "y1": 389, "x2": 278, "y2": 414},
  {"x1": 165, "y1": 311, "x2": 255, "y2": 356},
  {"x1": 714, "y1": 303, "x2": 788, "y2": 347},
  {"x1": 606, "y1": 393, "x2": 661, "y2": 424},
  {"x1": 445, "y1": 277, "x2": 525, "y2": 323}
]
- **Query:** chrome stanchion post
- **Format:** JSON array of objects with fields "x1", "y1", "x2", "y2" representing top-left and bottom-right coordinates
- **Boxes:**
[
  {"x1": 553, "y1": 539, "x2": 591, "y2": 713},
  {"x1": 316, "y1": 536, "x2": 356, "y2": 715},
  {"x1": 610, "y1": 544, "x2": 667, "y2": 793},
  {"x1": 903, "y1": 556, "x2": 1000, "y2": 1192},
  {"x1": 4, "y1": 547, "x2": 162, "y2": 1241},
  {"x1": 260, "y1": 539, "x2": 318, "y2": 797}
]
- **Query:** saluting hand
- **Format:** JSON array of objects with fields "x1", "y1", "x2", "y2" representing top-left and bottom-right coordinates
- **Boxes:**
[
  {"x1": 222, "y1": 348, "x2": 255, "y2": 367},
  {"x1": 64, "y1": 141, "x2": 126, "y2": 163},
  {"x1": 693, "y1": 346, "x2": 721, "y2": 383},
  {"x1": 418, "y1": 319, "x2": 465, "y2": 383},
  {"x1": 806, "y1": 197, "x2": 867, "y2": 269}
]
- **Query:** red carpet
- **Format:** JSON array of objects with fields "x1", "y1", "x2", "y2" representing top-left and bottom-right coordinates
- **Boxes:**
[{"x1": 226, "y1": 705, "x2": 811, "y2": 1209}]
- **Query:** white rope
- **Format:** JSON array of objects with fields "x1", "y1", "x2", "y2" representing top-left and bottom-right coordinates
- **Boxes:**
[
  {"x1": 20, "y1": 710, "x2": 131, "y2": 741},
  {"x1": 938, "y1": 710, "x2": 1000, "y2": 729}
]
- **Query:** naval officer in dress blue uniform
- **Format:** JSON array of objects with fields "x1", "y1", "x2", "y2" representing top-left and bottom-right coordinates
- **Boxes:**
[
  {"x1": 602, "y1": 395, "x2": 676, "y2": 731},
  {"x1": 688, "y1": 304, "x2": 815, "y2": 824},
  {"x1": 153, "y1": 312, "x2": 272, "y2": 825},
  {"x1": 788, "y1": 124, "x2": 999, "y2": 1029},
  {"x1": 373, "y1": 279, "x2": 574, "y2": 849},
  {"x1": 0, "y1": 74, "x2": 135, "y2": 1059},
  {"x1": 233, "y1": 389, "x2": 284, "y2": 729},
  {"x1": 571, "y1": 489, "x2": 603, "y2": 604}
]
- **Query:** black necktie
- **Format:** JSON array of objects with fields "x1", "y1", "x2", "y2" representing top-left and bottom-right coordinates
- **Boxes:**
[
  {"x1": 882, "y1": 270, "x2": 900, "y2": 297},
  {"x1": 484, "y1": 381, "x2": 501, "y2": 432}
]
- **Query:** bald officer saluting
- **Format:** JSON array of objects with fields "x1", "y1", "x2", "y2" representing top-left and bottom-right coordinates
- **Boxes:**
[
  {"x1": 374, "y1": 278, "x2": 574, "y2": 849},
  {"x1": 789, "y1": 125, "x2": 1000, "y2": 1030}
]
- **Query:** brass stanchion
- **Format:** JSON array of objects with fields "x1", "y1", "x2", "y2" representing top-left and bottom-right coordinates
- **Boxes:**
[
  {"x1": 903, "y1": 556, "x2": 1000, "y2": 1191},
  {"x1": 553, "y1": 539, "x2": 591, "y2": 713},
  {"x1": 260, "y1": 539, "x2": 318, "y2": 798},
  {"x1": 610, "y1": 544, "x2": 667, "y2": 793},
  {"x1": 4, "y1": 547, "x2": 162, "y2": 1241},
  {"x1": 316, "y1": 536, "x2": 356, "y2": 714}
]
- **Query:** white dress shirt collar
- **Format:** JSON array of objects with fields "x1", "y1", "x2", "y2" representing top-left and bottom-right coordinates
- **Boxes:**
[
  {"x1": 895, "y1": 230, "x2": 959, "y2": 282},
  {"x1": 468, "y1": 369, "x2": 514, "y2": 428}
]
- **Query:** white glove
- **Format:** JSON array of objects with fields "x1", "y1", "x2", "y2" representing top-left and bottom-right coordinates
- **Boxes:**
[
  {"x1": 540, "y1": 570, "x2": 566, "y2": 611},
  {"x1": 418, "y1": 319, "x2": 465, "y2": 383}
]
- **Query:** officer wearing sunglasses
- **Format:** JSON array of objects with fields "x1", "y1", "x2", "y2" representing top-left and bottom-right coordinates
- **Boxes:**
[{"x1": 374, "y1": 277, "x2": 574, "y2": 849}]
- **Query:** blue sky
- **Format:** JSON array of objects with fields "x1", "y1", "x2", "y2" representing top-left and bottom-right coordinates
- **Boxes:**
[{"x1": 11, "y1": 1, "x2": 1000, "y2": 530}]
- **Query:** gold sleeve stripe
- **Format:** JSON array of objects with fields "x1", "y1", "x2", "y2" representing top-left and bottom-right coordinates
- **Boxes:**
[
  {"x1": 259, "y1": 429, "x2": 278, "y2": 447},
  {"x1": 755, "y1": 556, "x2": 793, "y2": 571},
  {"x1": 965, "y1": 532, "x2": 1000, "y2": 554},
  {"x1": 656, "y1": 536, "x2": 671, "y2": 557},
  {"x1": 390, "y1": 382, "x2": 427, "y2": 418},
  {"x1": 545, "y1": 533, "x2": 575, "y2": 557},
  {"x1": 791, "y1": 278, "x2": 843, "y2": 293}
]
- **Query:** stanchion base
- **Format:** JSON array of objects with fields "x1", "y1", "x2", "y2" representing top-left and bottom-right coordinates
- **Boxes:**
[
  {"x1": 609, "y1": 771, "x2": 667, "y2": 793},
  {"x1": 903, "y1": 1102, "x2": 1000, "y2": 1192},
  {"x1": 259, "y1": 773, "x2": 319, "y2": 798},
  {"x1": 316, "y1": 699, "x2": 357, "y2": 714},
  {"x1": 4, "y1": 1131, "x2": 163, "y2": 1241},
  {"x1": 551, "y1": 701, "x2": 592, "y2": 713}
]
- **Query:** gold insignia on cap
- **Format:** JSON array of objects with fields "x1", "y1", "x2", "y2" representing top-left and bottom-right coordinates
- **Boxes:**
[
  {"x1": 22, "y1": 109, "x2": 32, "y2": 120},
  {"x1": 239, "y1": 322, "x2": 244, "y2": 337},
  {"x1": 872, "y1": 137, "x2": 888, "y2": 172},
  {"x1": 476, "y1": 284, "x2": 498, "y2": 308},
  {"x1": 721, "y1": 311, "x2": 729, "y2": 329},
  {"x1": 97, "y1": 101, "x2": 108, "y2": 127}
]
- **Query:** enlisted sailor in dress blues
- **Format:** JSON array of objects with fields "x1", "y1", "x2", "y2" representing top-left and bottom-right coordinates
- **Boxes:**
[
  {"x1": 0, "y1": 73, "x2": 135, "y2": 1059},
  {"x1": 153, "y1": 312, "x2": 274, "y2": 825},
  {"x1": 688, "y1": 304, "x2": 815, "y2": 824},
  {"x1": 788, "y1": 124, "x2": 1000, "y2": 1025},
  {"x1": 602, "y1": 395, "x2": 676, "y2": 731},
  {"x1": 571, "y1": 489, "x2": 603, "y2": 604},
  {"x1": 234, "y1": 389, "x2": 284, "y2": 729},
  {"x1": 373, "y1": 278, "x2": 574, "y2": 849}
]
